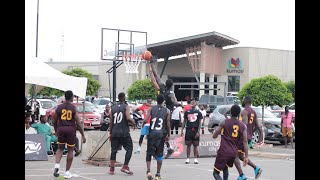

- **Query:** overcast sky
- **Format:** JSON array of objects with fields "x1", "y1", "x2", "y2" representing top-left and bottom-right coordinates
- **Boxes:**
[{"x1": 25, "y1": 0, "x2": 294, "y2": 62}]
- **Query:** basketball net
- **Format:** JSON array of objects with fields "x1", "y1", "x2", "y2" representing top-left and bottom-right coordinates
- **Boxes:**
[{"x1": 121, "y1": 54, "x2": 143, "y2": 73}]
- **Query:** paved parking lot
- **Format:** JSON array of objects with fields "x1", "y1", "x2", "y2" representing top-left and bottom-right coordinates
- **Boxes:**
[{"x1": 26, "y1": 117, "x2": 295, "y2": 179}]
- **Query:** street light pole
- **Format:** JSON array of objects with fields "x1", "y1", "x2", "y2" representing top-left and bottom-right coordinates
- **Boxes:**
[{"x1": 36, "y1": 0, "x2": 39, "y2": 57}]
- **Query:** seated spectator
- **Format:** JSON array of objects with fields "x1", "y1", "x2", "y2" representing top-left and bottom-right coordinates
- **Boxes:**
[
  {"x1": 25, "y1": 114, "x2": 37, "y2": 134},
  {"x1": 32, "y1": 115, "x2": 58, "y2": 155}
]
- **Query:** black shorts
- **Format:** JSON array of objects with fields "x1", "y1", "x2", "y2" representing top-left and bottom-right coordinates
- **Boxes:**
[
  {"x1": 214, "y1": 154, "x2": 235, "y2": 172},
  {"x1": 111, "y1": 136, "x2": 133, "y2": 153},
  {"x1": 147, "y1": 133, "x2": 166, "y2": 157},
  {"x1": 185, "y1": 128, "x2": 199, "y2": 146},
  {"x1": 57, "y1": 126, "x2": 77, "y2": 147}
]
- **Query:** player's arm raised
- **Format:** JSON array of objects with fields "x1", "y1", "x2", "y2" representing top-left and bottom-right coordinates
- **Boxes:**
[
  {"x1": 212, "y1": 120, "x2": 225, "y2": 138},
  {"x1": 126, "y1": 105, "x2": 136, "y2": 130},
  {"x1": 149, "y1": 66, "x2": 160, "y2": 91},
  {"x1": 149, "y1": 62, "x2": 165, "y2": 87}
]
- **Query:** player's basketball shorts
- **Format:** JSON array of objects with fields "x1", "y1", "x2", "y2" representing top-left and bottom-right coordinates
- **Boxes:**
[
  {"x1": 185, "y1": 128, "x2": 199, "y2": 146},
  {"x1": 281, "y1": 127, "x2": 293, "y2": 137},
  {"x1": 111, "y1": 135, "x2": 133, "y2": 153},
  {"x1": 214, "y1": 153, "x2": 236, "y2": 172},
  {"x1": 147, "y1": 132, "x2": 166, "y2": 157},
  {"x1": 140, "y1": 124, "x2": 150, "y2": 136},
  {"x1": 237, "y1": 139, "x2": 252, "y2": 154},
  {"x1": 57, "y1": 126, "x2": 77, "y2": 147}
]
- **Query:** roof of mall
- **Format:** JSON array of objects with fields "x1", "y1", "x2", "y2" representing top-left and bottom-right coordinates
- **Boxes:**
[{"x1": 147, "y1": 31, "x2": 240, "y2": 59}]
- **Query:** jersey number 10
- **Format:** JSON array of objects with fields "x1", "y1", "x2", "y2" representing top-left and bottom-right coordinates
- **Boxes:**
[{"x1": 113, "y1": 112, "x2": 123, "y2": 124}]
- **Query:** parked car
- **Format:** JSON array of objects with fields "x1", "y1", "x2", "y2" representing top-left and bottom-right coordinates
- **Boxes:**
[
  {"x1": 265, "y1": 105, "x2": 284, "y2": 117},
  {"x1": 27, "y1": 99, "x2": 57, "y2": 116},
  {"x1": 93, "y1": 98, "x2": 111, "y2": 112},
  {"x1": 45, "y1": 102, "x2": 101, "y2": 129},
  {"x1": 207, "y1": 105, "x2": 295, "y2": 144},
  {"x1": 199, "y1": 95, "x2": 238, "y2": 114}
]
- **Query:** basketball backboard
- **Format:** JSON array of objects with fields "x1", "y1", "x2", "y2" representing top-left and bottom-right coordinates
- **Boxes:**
[{"x1": 101, "y1": 28, "x2": 147, "y2": 61}]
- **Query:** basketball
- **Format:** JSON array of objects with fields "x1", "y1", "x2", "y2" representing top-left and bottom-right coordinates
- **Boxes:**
[{"x1": 142, "y1": 51, "x2": 152, "y2": 61}]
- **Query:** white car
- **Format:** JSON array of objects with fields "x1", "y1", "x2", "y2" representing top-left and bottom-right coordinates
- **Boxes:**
[
  {"x1": 93, "y1": 98, "x2": 112, "y2": 112},
  {"x1": 27, "y1": 99, "x2": 57, "y2": 117}
]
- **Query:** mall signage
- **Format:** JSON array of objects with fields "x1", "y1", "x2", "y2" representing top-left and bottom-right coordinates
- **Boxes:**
[
  {"x1": 227, "y1": 58, "x2": 244, "y2": 73},
  {"x1": 164, "y1": 134, "x2": 221, "y2": 159}
]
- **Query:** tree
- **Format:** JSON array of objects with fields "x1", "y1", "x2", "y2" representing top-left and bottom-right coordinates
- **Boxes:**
[
  {"x1": 37, "y1": 68, "x2": 101, "y2": 96},
  {"x1": 237, "y1": 75, "x2": 293, "y2": 143},
  {"x1": 63, "y1": 68, "x2": 101, "y2": 96},
  {"x1": 127, "y1": 79, "x2": 158, "y2": 100},
  {"x1": 283, "y1": 80, "x2": 295, "y2": 101}
]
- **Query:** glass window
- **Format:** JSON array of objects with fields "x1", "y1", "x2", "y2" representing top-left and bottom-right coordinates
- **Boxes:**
[
  {"x1": 199, "y1": 95, "x2": 209, "y2": 104},
  {"x1": 40, "y1": 101, "x2": 56, "y2": 109},
  {"x1": 228, "y1": 76, "x2": 240, "y2": 92},
  {"x1": 252, "y1": 107, "x2": 276, "y2": 118},
  {"x1": 76, "y1": 104, "x2": 94, "y2": 112}
]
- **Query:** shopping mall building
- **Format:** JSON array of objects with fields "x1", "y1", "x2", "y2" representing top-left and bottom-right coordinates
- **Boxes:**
[{"x1": 47, "y1": 31, "x2": 294, "y2": 101}]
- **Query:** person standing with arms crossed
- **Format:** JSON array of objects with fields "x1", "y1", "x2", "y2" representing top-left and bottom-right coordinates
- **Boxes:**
[
  {"x1": 108, "y1": 92, "x2": 136, "y2": 175},
  {"x1": 281, "y1": 105, "x2": 294, "y2": 148},
  {"x1": 180, "y1": 100, "x2": 203, "y2": 164},
  {"x1": 53, "y1": 90, "x2": 86, "y2": 179},
  {"x1": 149, "y1": 58, "x2": 179, "y2": 158},
  {"x1": 212, "y1": 105, "x2": 249, "y2": 180},
  {"x1": 234, "y1": 96, "x2": 263, "y2": 180},
  {"x1": 143, "y1": 94, "x2": 171, "y2": 180}
]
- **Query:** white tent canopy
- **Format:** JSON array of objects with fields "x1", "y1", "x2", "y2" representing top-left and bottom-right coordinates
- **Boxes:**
[{"x1": 25, "y1": 59, "x2": 88, "y2": 98}]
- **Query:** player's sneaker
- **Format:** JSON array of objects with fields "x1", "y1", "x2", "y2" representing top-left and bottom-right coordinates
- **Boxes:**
[
  {"x1": 121, "y1": 165, "x2": 133, "y2": 175},
  {"x1": 165, "y1": 148, "x2": 174, "y2": 159},
  {"x1": 185, "y1": 158, "x2": 190, "y2": 164},
  {"x1": 155, "y1": 172, "x2": 161, "y2": 180},
  {"x1": 194, "y1": 159, "x2": 199, "y2": 164},
  {"x1": 147, "y1": 171, "x2": 153, "y2": 180},
  {"x1": 74, "y1": 150, "x2": 81, "y2": 157},
  {"x1": 254, "y1": 166, "x2": 263, "y2": 179},
  {"x1": 53, "y1": 164, "x2": 60, "y2": 177},
  {"x1": 64, "y1": 171, "x2": 73, "y2": 179},
  {"x1": 134, "y1": 149, "x2": 141, "y2": 154},
  {"x1": 108, "y1": 166, "x2": 115, "y2": 175},
  {"x1": 237, "y1": 174, "x2": 247, "y2": 180}
]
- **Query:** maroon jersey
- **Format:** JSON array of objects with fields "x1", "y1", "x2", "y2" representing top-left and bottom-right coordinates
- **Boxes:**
[
  {"x1": 218, "y1": 118, "x2": 246, "y2": 157},
  {"x1": 240, "y1": 107, "x2": 256, "y2": 141},
  {"x1": 56, "y1": 102, "x2": 77, "y2": 127}
]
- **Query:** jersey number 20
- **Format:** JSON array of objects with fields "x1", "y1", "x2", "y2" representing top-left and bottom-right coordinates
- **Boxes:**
[
  {"x1": 151, "y1": 118, "x2": 163, "y2": 130},
  {"x1": 61, "y1": 109, "x2": 72, "y2": 120}
]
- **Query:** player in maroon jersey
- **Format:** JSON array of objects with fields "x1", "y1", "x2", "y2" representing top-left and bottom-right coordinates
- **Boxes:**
[
  {"x1": 212, "y1": 105, "x2": 249, "y2": 180},
  {"x1": 235, "y1": 96, "x2": 263, "y2": 180}
]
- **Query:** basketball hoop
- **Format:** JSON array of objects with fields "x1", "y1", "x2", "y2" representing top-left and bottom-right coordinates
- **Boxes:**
[{"x1": 122, "y1": 54, "x2": 143, "y2": 73}]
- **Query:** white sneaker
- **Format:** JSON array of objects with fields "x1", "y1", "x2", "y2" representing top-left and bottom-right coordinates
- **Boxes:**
[
  {"x1": 194, "y1": 159, "x2": 199, "y2": 164},
  {"x1": 64, "y1": 171, "x2": 73, "y2": 179},
  {"x1": 185, "y1": 158, "x2": 190, "y2": 164},
  {"x1": 134, "y1": 149, "x2": 141, "y2": 154}
]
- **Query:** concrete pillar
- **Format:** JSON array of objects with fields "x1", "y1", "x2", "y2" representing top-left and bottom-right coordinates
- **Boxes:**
[
  {"x1": 209, "y1": 74, "x2": 215, "y2": 95},
  {"x1": 199, "y1": 72, "x2": 206, "y2": 97},
  {"x1": 79, "y1": 131, "x2": 111, "y2": 160}
]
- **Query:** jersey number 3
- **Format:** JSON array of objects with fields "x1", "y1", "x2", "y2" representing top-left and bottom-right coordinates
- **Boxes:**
[
  {"x1": 232, "y1": 125, "x2": 239, "y2": 137},
  {"x1": 61, "y1": 109, "x2": 72, "y2": 120},
  {"x1": 151, "y1": 118, "x2": 163, "y2": 130}
]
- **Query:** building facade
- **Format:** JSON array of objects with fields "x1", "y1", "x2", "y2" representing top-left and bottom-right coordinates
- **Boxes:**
[{"x1": 46, "y1": 47, "x2": 294, "y2": 101}]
